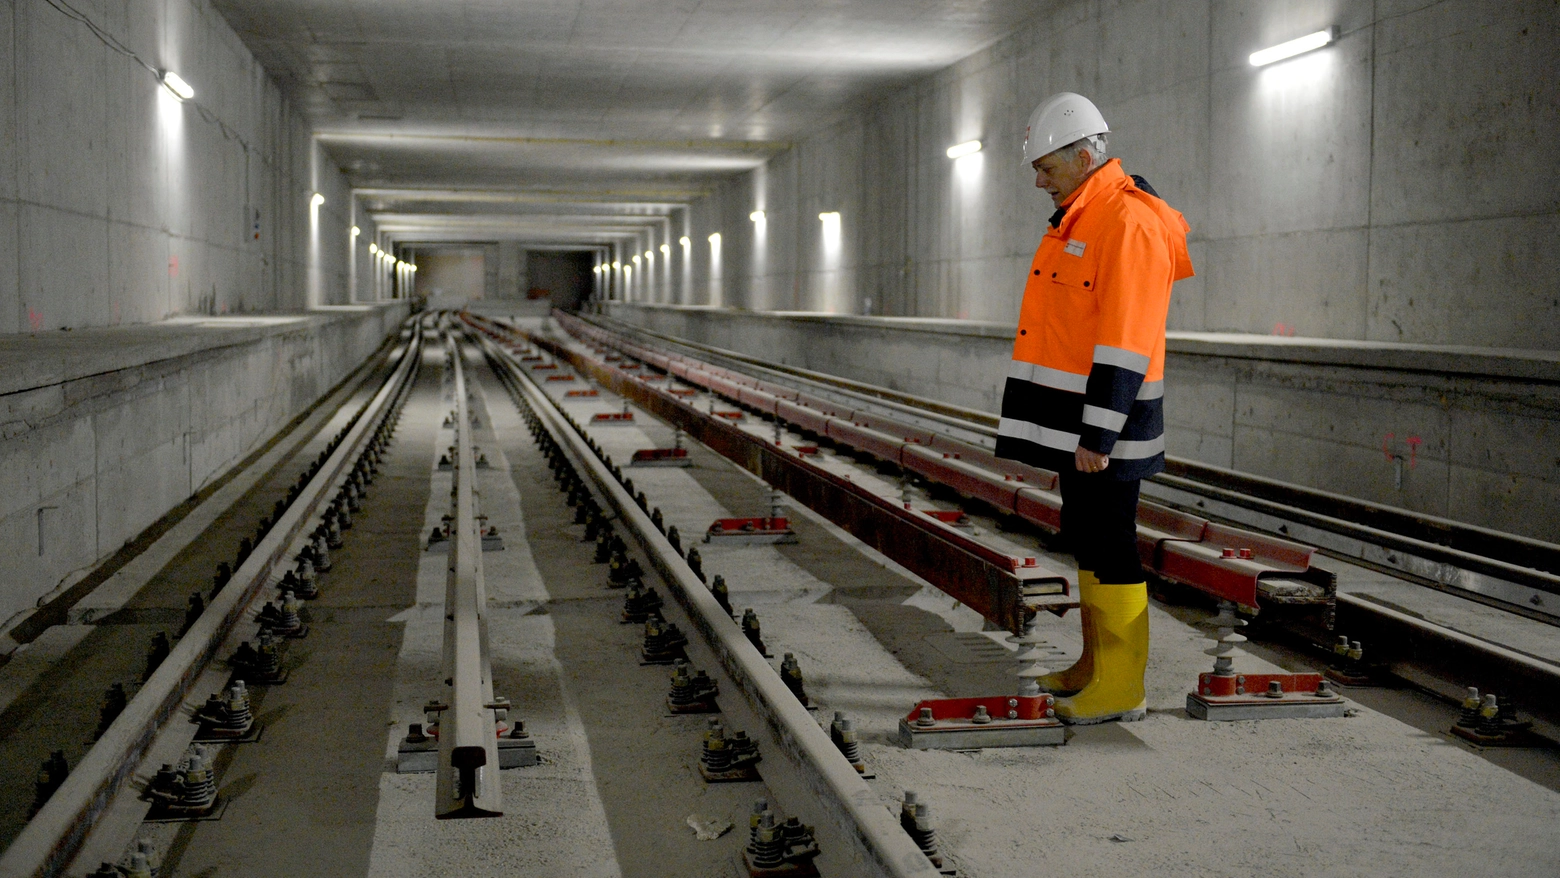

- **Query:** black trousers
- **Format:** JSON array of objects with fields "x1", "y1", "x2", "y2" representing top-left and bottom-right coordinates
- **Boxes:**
[{"x1": 1058, "y1": 469, "x2": 1144, "y2": 585}]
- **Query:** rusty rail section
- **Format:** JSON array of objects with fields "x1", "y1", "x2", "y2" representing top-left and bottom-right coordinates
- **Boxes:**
[
  {"x1": 575, "y1": 311, "x2": 1560, "y2": 621},
  {"x1": 534, "y1": 311, "x2": 1340, "y2": 618}
]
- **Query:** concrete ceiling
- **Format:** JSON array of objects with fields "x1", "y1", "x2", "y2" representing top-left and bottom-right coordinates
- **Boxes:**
[{"x1": 213, "y1": 0, "x2": 1039, "y2": 246}]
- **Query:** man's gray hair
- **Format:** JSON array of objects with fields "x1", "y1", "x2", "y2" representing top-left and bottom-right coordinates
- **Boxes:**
[{"x1": 1057, "y1": 133, "x2": 1109, "y2": 169}]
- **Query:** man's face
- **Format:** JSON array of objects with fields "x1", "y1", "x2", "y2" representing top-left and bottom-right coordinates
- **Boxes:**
[{"x1": 1032, "y1": 147, "x2": 1093, "y2": 208}]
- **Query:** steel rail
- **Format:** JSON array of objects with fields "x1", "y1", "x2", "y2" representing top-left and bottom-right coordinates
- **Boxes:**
[
  {"x1": 0, "y1": 320, "x2": 424, "y2": 878},
  {"x1": 574, "y1": 312, "x2": 1560, "y2": 612},
  {"x1": 435, "y1": 331, "x2": 503, "y2": 818},
  {"x1": 1334, "y1": 592, "x2": 1560, "y2": 705},
  {"x1": 473, "y1": 328, "x2": 939, "y2": 878},
  {"x1": 1158, "y1": 459, "x2": 1560, "y2": 578},
  {"x1": 585, "y1": 312, "x2": 1003, "y2": 436},
  {"x1": 1145, "y1": 475, "x2": 1560, "y2": 623}
]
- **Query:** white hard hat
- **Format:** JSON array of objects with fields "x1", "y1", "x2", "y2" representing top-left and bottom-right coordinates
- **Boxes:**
[{"x1": 1022, "y1": 92, "x2": 1109, "y2": 164}]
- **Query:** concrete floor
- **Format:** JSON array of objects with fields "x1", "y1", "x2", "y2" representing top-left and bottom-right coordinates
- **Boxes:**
[{"x1": 362, "y1": 348, "x2": 624, "y2": 877}]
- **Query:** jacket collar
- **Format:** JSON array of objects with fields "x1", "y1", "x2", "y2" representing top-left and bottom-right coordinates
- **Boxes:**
[{"x1": 1050, "y1": 158, "x2": 1127, "y2": 236}]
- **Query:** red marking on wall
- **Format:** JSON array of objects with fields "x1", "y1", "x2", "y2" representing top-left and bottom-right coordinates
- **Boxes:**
[
  {"x1": 27, "y1": 308, "x2": 43, "y2": 332},
  {"x1": 1272, "y1": 322, "x2": 1297, "y2": 336},
  {"x1": 169, "y1": 255, "x2": 180, "y2": 278},
  {"x1": 1384, "y1": 433, "x2": 1424, "y2": 468}
]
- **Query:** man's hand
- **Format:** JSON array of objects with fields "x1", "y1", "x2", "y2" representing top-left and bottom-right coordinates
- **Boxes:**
[{"x1": 1075, "y1": 446, "x2": 1109, "y2": 473}]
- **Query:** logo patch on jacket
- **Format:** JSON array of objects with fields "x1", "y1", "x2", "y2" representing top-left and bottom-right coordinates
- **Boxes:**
[{"x1": 1064, "y1": 239, "x2": 1086, "y2": 257}]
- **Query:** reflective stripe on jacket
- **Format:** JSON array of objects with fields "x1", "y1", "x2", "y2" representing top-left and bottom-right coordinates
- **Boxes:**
[{"x1": 995, "y1": 159, "x2": 1193, "y2": 480}]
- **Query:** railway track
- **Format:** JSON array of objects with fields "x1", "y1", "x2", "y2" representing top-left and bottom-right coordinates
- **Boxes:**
[
  {"x1": 560, "y1": 312, "x2": 1560, "y2": 620},
  {"x1": 464, "y1": 315, "x2": 1560, "y2": 875},
  {"x1": 472, "y1": 310, "x2": 1560, "y2": 735},
  {"x1": 3, "y1": 310, "x2": 1556, "y2": 877},
  {"x1": 475, "y1": 325, "x2": 937, "y2": 876},
  {"x1": 1, "y1": 314, "x2": 966, "y2": 877},
  {"x1": 0, "y1": 319, "x2": 424, "y2": 878}
]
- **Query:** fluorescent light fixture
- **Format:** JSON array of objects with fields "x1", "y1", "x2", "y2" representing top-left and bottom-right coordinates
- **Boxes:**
[
  {"x1": 660, "y1": 244, "x2": 670, "y2": 255},
  {"x1": 409, "y1": 265, "x2": 416, "y2": 272},
  {"x1": 819, "y1": 211, "x2": 842, "y2": 253},
  {"x1": 612, "y1": 261, "x2": 621, "y2": 270},
  {"x1": 310, "y1": 192, "x2": 325, "y2": 207},
  {"x1": 350, "y1": 225, "x2": 360, "y2": 237},
  {"x1": 946, "y1": 140, "x2": 982, "y2": 159},
  {"x1": 750, "y1": 210, "x2": 765, "y2": 222},
  {"x1": 632, "y1": 255, "x2": 641, "y2": 265},
  {"x1": 708, "y1": 233, "x2": 721, "y2": 244},
  {"x1": 1249, "y1": 27, "x2": 1337, "y2": 67},
  {"x1": 679, "y1": 236, "x2": 691, "y2": 247},
  {"x1": 817, "y1": 215, "x2": 842, "y2": 258},
  {"x1": 644, "y1": 250, "x2": 653, "y2": 259},
  {"x1": 369, "y1": 243, "x2": 379, "y2": 254},
  {"x1": 159, "y1": 69, "x2": 195, "y2": 101}
]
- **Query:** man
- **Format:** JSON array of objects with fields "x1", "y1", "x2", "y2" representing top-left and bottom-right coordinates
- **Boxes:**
[{"x1": 995, "y1": 92, "x2": 1193, "y2": 724}]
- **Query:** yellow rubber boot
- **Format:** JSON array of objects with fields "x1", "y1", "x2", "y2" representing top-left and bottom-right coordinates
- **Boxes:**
[
  {"x1": 1052, "y1": 581, "x2": 1149, "y2": 725},
  {"x1": 1035, "y1": 571, "x2": 1097, "y2": 695}
]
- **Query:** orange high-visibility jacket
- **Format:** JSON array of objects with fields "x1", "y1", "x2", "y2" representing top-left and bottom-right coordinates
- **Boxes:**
[{"x1": 995, "y1": 159, "x2": 1193, "y2": 480}]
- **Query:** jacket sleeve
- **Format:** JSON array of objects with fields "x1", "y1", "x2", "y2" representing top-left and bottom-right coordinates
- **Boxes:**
[{"x1": 1077, "y1": 219, "x2": 1173, "y2": 456}]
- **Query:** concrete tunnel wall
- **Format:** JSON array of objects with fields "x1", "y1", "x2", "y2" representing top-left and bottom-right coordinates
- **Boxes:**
[
  {"x1": 0, "y1": 0, "x2": 411, "y2": 634},
  {"x1": 0, "y1": 304, "x2": 409, "y2": 635},
  {"x1": 635, "y1": 0, "x2": 1560, "y2": 352},
  {"x1": 0, "y1": 0, "x2": 376, "y2": 332}
]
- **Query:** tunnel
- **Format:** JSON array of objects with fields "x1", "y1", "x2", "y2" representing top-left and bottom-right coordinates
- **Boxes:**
[{"x1": 1, "y1": 2, "x2": 1558, "y2": 877}]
